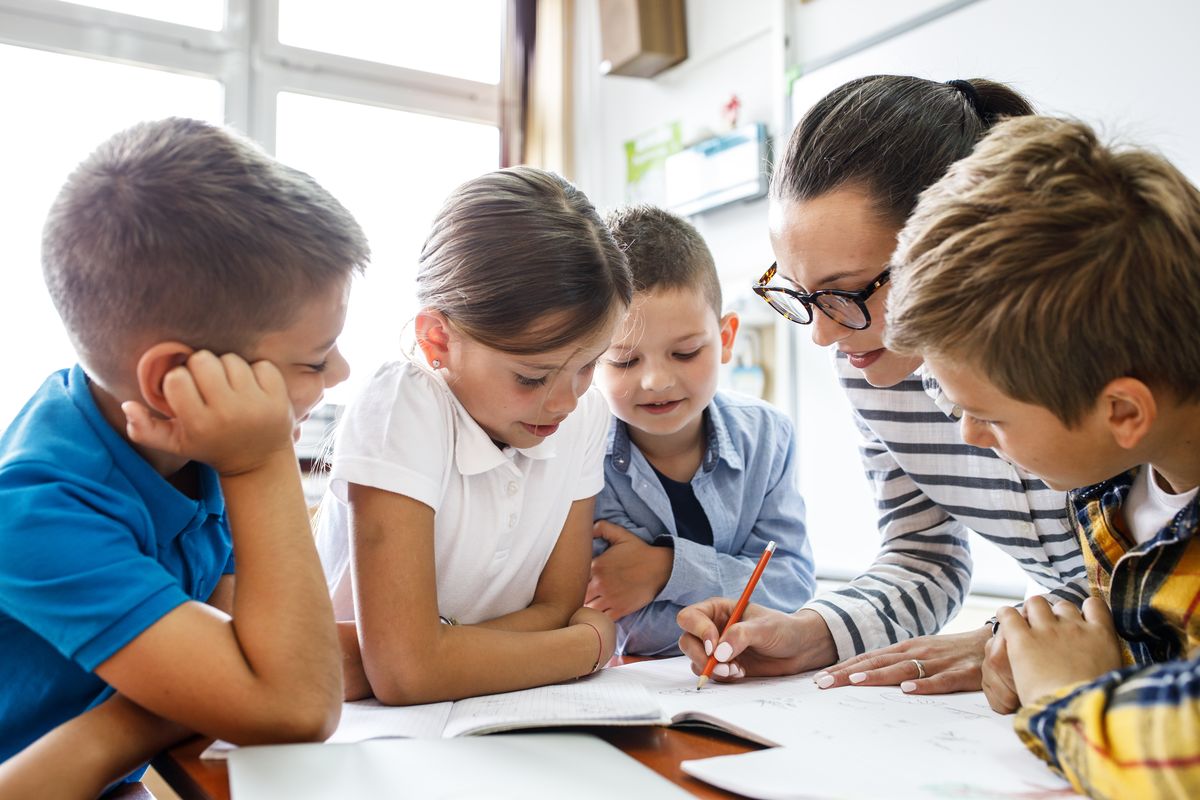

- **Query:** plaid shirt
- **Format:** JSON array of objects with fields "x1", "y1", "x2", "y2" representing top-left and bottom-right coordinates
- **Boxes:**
[{"x1": 1014, "y1": 466, "x2": 1200, "y2": 798}]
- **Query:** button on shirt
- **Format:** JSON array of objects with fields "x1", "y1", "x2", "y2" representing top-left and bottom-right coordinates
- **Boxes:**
[
  {"x1": 0, "y1": 365, "x2": 233, "y2": 770},
  {"x1": 317, "y1": 361, "x2": 609, "y2": 625}
]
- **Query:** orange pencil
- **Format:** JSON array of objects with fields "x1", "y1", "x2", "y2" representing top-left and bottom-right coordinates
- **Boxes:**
[{"x1": 696, "y1": 540, "x2": 775, "y2": 689}]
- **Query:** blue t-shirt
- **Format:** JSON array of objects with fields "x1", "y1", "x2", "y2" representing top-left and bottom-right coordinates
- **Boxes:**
[{"x1": 0, "y1": 365, "x2": 233, "y2": 773}]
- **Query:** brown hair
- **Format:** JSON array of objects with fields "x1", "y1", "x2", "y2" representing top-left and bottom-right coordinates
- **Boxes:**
[
  {"x1": 42, "y1": 117, "x2": 369, "y2": 383},
  {"x1": 605, "y1": 205, "x2": 721, "y2": 315},
  {"x1": 772, "y1": 75, "x2": 1033, "y2": 226},
  {"x1": 887, "y1": 115, "x2": 1200, "y2": 425},
  {"x1": 416, "y1": 166, "x2": 632, "y2": 354}
]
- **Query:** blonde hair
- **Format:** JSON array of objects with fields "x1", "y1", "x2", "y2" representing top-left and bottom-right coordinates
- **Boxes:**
[
  {"x1": 42, "y1": 117, "x2": 369, "y2": 384},
  {"x1": 887, "y1": 115, "x2": 1200, "y2": 425}
]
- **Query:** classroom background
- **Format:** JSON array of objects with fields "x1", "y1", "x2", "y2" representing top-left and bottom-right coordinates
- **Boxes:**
[{"x1": 2, "y1": 6, "x2": 1197, "y2": 795}]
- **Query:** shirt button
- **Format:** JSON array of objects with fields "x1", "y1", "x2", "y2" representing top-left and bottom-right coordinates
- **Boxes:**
[
  {"x1": 507, "y1": 481, "x2": 519, "y2": 496},
  {"x1": 509, "y1": 513, "x2": 518, "y2": 528}
]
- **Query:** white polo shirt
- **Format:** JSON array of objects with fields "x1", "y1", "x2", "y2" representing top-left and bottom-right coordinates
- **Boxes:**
[{"x1": 316, "y1": 360, "x2": 609, "y2": 624}]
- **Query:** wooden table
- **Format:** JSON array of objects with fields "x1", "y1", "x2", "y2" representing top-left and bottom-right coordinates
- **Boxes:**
[{"x1": 154, "y1": 725, "x2": 759, "y2": 799}]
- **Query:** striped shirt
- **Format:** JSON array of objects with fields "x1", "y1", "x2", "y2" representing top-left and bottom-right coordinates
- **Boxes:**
[
  {"x1": 1015, "y1": 468, "x2": 1200, "y2": 798},
  {"x1": 804, "y1": 353, "x2": 1089, "y2": 659}
]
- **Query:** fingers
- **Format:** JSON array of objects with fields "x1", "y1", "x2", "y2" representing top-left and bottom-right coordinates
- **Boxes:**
[
  {"x1": 592, "y1": 520, "x2": 634, "y2": 544},
  {"x1": 1081, "y1": 596, "x2": 1116, "y2": 632},
  {"x1": 1022, "y1": 595, "x2": 1056, "y2": 627},
  {"x1": 676, "y1": 598, "x2": 730, "y2": 648},
  {"x1": 121, "y1": 400, "x2": 176, "y2": 450}
]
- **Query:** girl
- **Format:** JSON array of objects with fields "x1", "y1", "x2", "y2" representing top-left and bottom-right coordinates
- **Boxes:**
[
  {"x1": 677, "y1": 75, "x2": 1088, "y2": 710},
  {"x1": 317, "y1": 166, "x2": 633, "y2": 704}
]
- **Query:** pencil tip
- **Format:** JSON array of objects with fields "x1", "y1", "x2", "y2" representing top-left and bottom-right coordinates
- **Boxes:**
[{"x1": 696, "y1": 675, "x2": 709, "y2": 690}]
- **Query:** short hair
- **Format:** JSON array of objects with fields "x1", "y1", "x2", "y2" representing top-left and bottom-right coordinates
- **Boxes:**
[
  {"x1": 772, "y1": 75, "x2": 1033, "y2": 226},
  {"x1": 605, "y1": 205, "x2": 722, "y2": 316},
  {"x1": 42, "y1": 117, "x2": 369, "y2": 383},
  {"x1": 416, "y1": 166, "x2": 632, "y2": 355},
  {"x1": 887, "y1": 116, "x2": 1200, "y2": 426}
]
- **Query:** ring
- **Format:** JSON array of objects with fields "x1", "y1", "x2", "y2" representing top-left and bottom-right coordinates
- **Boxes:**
[{"x1": 910, "y1": 659, "x2": 926, "y2": 679}]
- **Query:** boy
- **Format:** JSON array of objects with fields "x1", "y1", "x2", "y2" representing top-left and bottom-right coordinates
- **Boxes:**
[
  {"x1": 886, "y1": 115, "x2": 1200, "y2": 797},
  {"x1": 0, "y1": 117, "x2": 368, "y2": 795},
  {"x1": 588, "y1": 205, "x2": 815, "y2": 656}
]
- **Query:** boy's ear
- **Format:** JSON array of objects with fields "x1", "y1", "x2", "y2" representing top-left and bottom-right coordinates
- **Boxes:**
[
  {"x1": 718, "y1": 312, "x2": 740, "y2": 364},
  {"x1": 1100, "y1": 377, "x2": 1157, "y2": 451},
  {"x1": 415, "y1": 309, "x2": 453, "y2": 369},
  {"x1": 135, "y1": 342, "x2": 194, "y2": 417}
]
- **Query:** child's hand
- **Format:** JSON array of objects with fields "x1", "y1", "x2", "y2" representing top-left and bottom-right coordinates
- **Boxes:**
[
  {"x1": 569, "y1": 606, "x2": 617, "y2": 669},
  {"x1": 123, "y1": 350, "x2": 296, "y2": 476},
  {"x1": 676, "y1": 600, "x2": 835, "y2": 680},
  {"x1": 1003, "y1": 596, "x2": 1123, "y2": 705},
  {"x1": 981, "y1": 624, "x2": 1020, "y2": 713},
  {"x1": 585, "y1": 521, "x2": 673, "y2": 620}
]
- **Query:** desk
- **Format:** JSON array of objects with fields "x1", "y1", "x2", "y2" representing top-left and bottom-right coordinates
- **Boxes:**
[{"x1": 151, "y1": 657, "x2": 762, "y2": 800}]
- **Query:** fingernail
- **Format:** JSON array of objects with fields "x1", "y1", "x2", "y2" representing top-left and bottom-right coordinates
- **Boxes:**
[
  {"x1": 704, "y1": 640, "x2": 713, "y2": 657},
  {"x1": 812, "y1": 670, "x2": 829, "y2": 684},
  {"x1": 849, "y1": 672, "x2": 866, "y2": 684},
  {"x1": 730, "y1": 664, "x2": 745, "y2": 679},
  {"x1": 714, "y1": 663, "x2": 731, "y2": 677},
  {"x1": 900, "y1": 681, "x2": 917, "y2": 692},
  {"x1": 714, "y1": 641, "x2": 733, "y2": 663},
  {"x1": 817, "y1": 674, "x2": 835, "y2": 689}
]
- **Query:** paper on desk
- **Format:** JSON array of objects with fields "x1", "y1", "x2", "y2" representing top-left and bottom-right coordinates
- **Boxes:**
[
  {"x1": 681, "y1": 720, "x2": 1078, "y2": 799},
  {"x1": 228, "y1": 733, "x2": 696, "y2": 800}
]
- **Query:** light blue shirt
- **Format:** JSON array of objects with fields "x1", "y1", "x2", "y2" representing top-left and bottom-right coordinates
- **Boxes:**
[{"x1": 595, "y1": 390, "x2": 815, "y2": 655}]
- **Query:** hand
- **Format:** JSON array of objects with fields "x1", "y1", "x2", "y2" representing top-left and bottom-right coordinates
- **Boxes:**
[
  {"x1": 810, "y1": 626, "x2": 992, "y2": 695},
  {"x1": 585, "y1": 521, "x2": 673, "y2": 620},
  {"x1": 1003, "y1": 596, "x2": 1123, "y2": 705},
  {"x1": 570, "y1": 606, "x2": 618, "y2": 670},
  {"x1": 122, "y1": 350, "x2": 295, "y2": 476},
  {"x1": 676, "y1": 600, "x2": 837, "y2": 682},
  {"x1": 981, "y1": 624, "x2": 1020, "y2": 713}
]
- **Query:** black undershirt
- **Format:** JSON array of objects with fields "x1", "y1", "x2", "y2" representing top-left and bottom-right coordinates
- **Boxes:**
[{"x1": 649, "y1": 465, "x2": 714, "y2": 546}]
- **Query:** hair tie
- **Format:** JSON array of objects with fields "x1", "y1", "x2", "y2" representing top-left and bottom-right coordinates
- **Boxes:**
[{"x1": 946, "y1": 79, "x2": 985, "y2": 121}]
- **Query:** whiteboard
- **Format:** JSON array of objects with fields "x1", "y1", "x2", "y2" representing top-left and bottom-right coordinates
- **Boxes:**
[{"x1": 789, "y1": 0, "x2": 1200, "y2": 182}]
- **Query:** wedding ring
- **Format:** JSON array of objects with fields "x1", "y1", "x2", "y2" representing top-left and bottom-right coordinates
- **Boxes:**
[{"x1": 910, "y1": 659, "x2": 926, "y2": 679}]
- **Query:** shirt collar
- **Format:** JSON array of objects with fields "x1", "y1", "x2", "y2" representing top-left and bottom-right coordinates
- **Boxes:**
[
  {"x1": 436, "y1": 371, "x2": 557, "y2": 476},
  {"x1": 68, "y1": 364, "x2": 226, "y2": 544},
  {"x1": 606, "y1": 405, "x2": 738, "y2": 475}
]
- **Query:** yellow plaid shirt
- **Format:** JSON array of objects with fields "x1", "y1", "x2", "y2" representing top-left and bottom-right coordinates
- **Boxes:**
[{"x1": 1014, "y1": 466, "x2": 1200, "y2": 798}]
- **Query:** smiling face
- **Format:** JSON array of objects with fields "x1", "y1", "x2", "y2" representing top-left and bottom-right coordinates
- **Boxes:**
[
  {"x1": 595, "y1": 287, "x2": 736, "y2": 452},
  {"x1": 768, "y1": 186, "x2": 922, "y2": 387},
  {"x1": 247, "y1": 277, "x2": 353, "y2": 441},
  {"x1": 433, "y1": 308, "x2": 620, "y2": 450}
]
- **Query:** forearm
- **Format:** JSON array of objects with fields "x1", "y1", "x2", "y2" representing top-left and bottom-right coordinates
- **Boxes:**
[
  {"x1": 1015, "y1": 659, "x2": 1200, "y2": 796},
  {"x1": 472, "y1": 598, "x2": 577, "y2": 632},
  {"x1": 0, "y1": 695, "x2": 190, "y2": 800},
  {"x1": 221, "y1": 450, "x2": 341, "y2": 711},
  {"x1": 366, "y1": 622, "x2": 605, "y2": 705}
]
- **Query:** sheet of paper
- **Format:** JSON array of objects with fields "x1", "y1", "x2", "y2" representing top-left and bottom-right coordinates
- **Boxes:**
[
  {"x1": 228, "y1": 733, "x2": 696, "y2": 800},
  {"x1": 443, "y1": 668, "x2": 663, "y2": 737},
  {"x1": 326, "y1": 698, "x2": 454, "y2": 743},
  {"x1": 682, "y1": 724, "x2": 1078, "y2": 799}
]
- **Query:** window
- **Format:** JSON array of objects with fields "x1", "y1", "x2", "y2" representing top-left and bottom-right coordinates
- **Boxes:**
[{"x1": 0, "y1": 0, "x2": 502, "y2": 429}]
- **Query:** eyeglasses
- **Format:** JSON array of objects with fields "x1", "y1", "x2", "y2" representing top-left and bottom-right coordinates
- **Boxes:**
[{"x1": 752, "y1": 263, "x2": 891, "y2": 331}]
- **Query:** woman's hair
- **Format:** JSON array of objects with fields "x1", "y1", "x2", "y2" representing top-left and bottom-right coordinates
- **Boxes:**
[
  {"x1": 416, "y1": 166, "x2": 632, "y2": 354},
  {"x1": 771, "y1": 75, "x2": 1034, "y2": 225}
]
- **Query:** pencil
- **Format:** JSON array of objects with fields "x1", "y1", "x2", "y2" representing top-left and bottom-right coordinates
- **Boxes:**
[{"x1": 696, "y1": 540, "x2": 776, "y2": 689}]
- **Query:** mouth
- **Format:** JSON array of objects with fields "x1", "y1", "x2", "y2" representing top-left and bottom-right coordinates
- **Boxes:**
[
  {"x1": 521, "y1": 421, "x2": 561, "y2": 438},
  {"x1": 841, "y1": 348, "x2": 886, "y2": 370},
  {"x1": 638, "y1": 399, "x2": 683, "y2": 415}
]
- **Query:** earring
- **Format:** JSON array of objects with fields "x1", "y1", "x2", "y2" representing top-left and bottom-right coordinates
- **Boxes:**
[{"x1": 431, "y1": 359, "x2": 441, "y2": 369}]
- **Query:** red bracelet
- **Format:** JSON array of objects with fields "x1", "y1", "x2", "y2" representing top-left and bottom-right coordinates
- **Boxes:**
[{"x1": 580, "y1": 621, "x2": 603, "y2": 675}]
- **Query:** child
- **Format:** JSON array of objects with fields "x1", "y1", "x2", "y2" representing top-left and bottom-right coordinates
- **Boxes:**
[
  {"x1": 588, "y1": 205, "x2": 815, "y2": 657},
  {"x1": 886, "y1": 115, "x2": 1200, "y2": 797},
  {"x1": 316, "y1": 166, "x2": 632, "y2": 704},
  {"x1": 0, "y1": 118, "x2": 366, "y2": 795},
  {"x1": 677, "y1": 75, "x2": 1086, "y2": 702}
]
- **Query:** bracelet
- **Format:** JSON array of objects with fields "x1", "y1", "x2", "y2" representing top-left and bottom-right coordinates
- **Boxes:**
[{"x1": 580, "y1": 621, "x2": 603, "y2": 675}]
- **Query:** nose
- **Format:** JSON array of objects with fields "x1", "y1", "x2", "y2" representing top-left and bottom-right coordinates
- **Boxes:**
[
  {"x1": 639, "y1": 358, "x2": 674, "y2": 393},
  {"x1": 959, "y1": 415, "x2": 995, "y2": 449},
  {"x1": 809, "y1": 311, "x2": 850, "y2": 348},
  {"x1": 543, "y1": 372, "x2": 581, "y2": 418},
  {"x1": 324, "y1": 346, "x2": 351, "y2": 389}
]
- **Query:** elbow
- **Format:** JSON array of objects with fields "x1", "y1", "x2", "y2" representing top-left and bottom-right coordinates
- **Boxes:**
[
  {"x1": 362, "y1": 653, "x2": 443, "y2": 706},
  {"x1": 271, "y1": 686, "x2": 343, "y2": 743}
]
